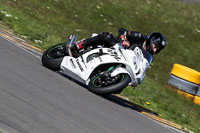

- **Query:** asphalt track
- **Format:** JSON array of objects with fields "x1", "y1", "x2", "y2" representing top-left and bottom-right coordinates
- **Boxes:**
[{"x1": 0, "y1": 35, "x2": 179, "y2": 133}]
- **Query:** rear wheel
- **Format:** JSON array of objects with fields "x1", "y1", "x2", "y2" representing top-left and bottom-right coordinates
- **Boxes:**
[
  {"x1": 42, "y1": 43, "x2": 66, "y2": 71},
  {"x1": 88, "y1": 71, "x2": 131, "y2": 95}
]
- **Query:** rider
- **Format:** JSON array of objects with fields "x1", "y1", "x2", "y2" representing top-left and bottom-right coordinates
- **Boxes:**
[
  {"x1": 68, "y1": 28, "x2": 166, "y2": 55},
  {"x1": 67, "y1": 28, "x2": 167, "y2": 86}
]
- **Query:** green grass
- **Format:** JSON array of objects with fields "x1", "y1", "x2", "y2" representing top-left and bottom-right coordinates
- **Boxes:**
[{"x1": 0, "y1": 0, "x2": 200, "y2": 132}]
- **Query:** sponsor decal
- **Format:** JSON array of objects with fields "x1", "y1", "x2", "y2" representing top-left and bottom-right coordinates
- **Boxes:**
[
  {"x1": 162, "y1": 41, "x2": 165, "y2": 46},
  {"x1": 98, "y1": 56, "x2": 102, "y2": 62},
  {"x1": 70, "y1": 59, "x2": 76, "y2": 68},
  {"x1": 114, "y1": 56, "x2": 121, "y2": 61},
  {"x1": 107, "y1": 49, "x2": 121, "y2": 61},
  {"x1": 107, "y1": 49, "x2": 115, "y2": 54},
  {"x1": 76, "y1": 59, "x2": 84, "y2": 72}
]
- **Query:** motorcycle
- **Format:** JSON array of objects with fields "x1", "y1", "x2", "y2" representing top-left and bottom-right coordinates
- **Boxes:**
[{"x1": 42, "y1": 34, "x2": 152, "y2": 95}]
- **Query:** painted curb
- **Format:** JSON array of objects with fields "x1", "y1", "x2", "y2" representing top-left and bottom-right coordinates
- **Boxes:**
[
  {"x1": 113, "y1": 94, "x2": 185, "y2": 132},
  {"x1": 141, "y1": 112, "x2": 183, "y2": 130},
  {"x1": 0, "y1": 26, "x2": 43, "y2": 54}
]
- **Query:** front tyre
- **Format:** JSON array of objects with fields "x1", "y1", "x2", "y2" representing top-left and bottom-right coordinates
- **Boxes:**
[
  {"x1": 42, "y1": 43, "x2": 66, "y2": 71},
  {"x1": 88, "y1": 73, "x2": 131, "y2": 95}
]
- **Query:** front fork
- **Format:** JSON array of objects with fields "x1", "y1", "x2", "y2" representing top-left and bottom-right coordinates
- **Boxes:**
[{"x1": 99, "y1": 64, "x2": 123, "y2": 80}]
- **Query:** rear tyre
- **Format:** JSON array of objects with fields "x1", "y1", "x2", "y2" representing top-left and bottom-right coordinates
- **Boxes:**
[
  {"x1": 42, "y1": 43, "x2": 66, "y2": 71},
  {"x1": 88, "y1": 73, "x2": 131, "y2": 95}
]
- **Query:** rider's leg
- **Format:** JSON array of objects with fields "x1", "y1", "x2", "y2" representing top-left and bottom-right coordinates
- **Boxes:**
[
  {"x1": 74, "y1": 32, "x2": 118, "y2": 51},
  {"x1": 66, "y1": 32, "x2": 118, "y2": 57}
]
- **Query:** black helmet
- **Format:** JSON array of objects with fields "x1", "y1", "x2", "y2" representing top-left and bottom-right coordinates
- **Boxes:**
[{"x1": 147, "y1": 32, "x2": 167, "y2": 54}]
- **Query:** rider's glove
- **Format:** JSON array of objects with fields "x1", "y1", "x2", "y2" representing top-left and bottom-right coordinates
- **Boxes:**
[{"x1": 120, "y1": 35, "x2": 130, "y2": 49}]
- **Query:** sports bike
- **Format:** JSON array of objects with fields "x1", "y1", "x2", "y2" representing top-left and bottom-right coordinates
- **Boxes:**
[{"x1": 42, "y1": 34, "x2": 152, "y2": 95}]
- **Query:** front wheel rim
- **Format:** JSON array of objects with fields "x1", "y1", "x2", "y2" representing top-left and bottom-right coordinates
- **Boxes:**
[{"x1": 91, "y1": 74, "x2": 125, "y2": 88}]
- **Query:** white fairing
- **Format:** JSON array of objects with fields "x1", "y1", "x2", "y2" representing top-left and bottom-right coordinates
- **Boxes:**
[
  {"x1": 120, "y1": 46, "x2": 151, "y2": 86},
  {"x1": 60, "y1": 43, "x2": 151, "y2": 86}
]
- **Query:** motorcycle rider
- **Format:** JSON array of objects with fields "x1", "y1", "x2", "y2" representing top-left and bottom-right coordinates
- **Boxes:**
[
  {"x1": 68, "y1": 28, "x2": 166, "y2": 55},
  {"x1": 67, "y1": 28, "x2": 167, "y2": 86}
]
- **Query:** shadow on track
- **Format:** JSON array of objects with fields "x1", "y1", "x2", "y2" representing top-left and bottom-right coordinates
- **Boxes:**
[
  {"x1": 59, "y1": 71, "x2": 158, "y2": 116},
  {"x1": 102, "y1": 94, "x2": 158, "y2": 115}
]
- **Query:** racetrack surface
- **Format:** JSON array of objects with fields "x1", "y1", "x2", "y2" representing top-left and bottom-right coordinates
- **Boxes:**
[{"x1": 0, "y1": 36, "x2": 177, "y2": 133}]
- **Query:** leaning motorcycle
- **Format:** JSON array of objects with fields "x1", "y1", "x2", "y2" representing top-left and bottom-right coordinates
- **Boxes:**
[{"x1": 41, "y1": 34, "x2": 152, "y2": 95}]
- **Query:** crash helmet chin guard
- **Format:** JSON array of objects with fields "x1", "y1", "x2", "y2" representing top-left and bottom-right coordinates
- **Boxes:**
[{"x1": 147, "y1": 32, "x2": 167, "y2": 54}]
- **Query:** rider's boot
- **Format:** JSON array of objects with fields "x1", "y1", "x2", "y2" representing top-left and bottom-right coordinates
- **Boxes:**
[
  {"x1": 70, "y1": 38, "x2": 94, "y2": 53},
  {"x1": 66, "y1": 34, "x2": 77, "y2": 57},
  {"x1": 73, "y1": 35, "x2": 102, "y2": 51},
  {"x1": 74, "y1": 40, "x2": 85, "y2": 51},
  {"x1": 66, "y1": 32, "x2": 115, "y2": 56},
  {"x1": 66, "y1": 39, "x2": 85, "y2": 57}
]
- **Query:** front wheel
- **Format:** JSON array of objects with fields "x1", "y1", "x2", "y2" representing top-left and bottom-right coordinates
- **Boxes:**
[
  {"x1": 88, "y1": 73, "x2": 131, "y2": 95},
  {"x1": 42, "y1": 43, "x2": 66, "y2": 71}
]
